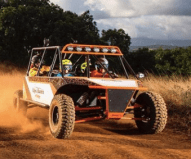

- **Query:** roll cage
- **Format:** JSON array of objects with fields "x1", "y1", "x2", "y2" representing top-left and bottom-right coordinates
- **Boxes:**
[{"x1": 27, "y1": 44, "x2": 138, "y2": 79}]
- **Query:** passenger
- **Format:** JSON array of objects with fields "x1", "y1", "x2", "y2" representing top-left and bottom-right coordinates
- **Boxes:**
[
  {"x1": 81, "y1": 57, "x2": 91, "y2": 73},
  {"x1": 57, "y1": 59, "x2": 74, "y2": 77}
]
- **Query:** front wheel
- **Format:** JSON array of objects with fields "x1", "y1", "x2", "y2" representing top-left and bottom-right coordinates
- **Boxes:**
[
  {"x1": 49, "y1": 94, "x2": 75, "y2": 139},
  {"x1": 134, "y1": 92, "x2": 167, "y2": 134}
]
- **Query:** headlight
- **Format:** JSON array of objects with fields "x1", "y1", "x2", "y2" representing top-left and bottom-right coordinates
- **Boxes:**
[
  {"x1": 110, "y1": 48, "x2": 117, "y2": 53},
  {"x1": 67, "y1": 46, "x2": 73, "y2": 51},
  {"x1": 102, "y1": 48, "x2": 108, "y2": 53},
  {"x1": 93, "y1": 47, "x2": 100, "y2": 52},
  {"x1": 76, "y1": 46, "x2": 82, "y2": 52},
  {"x1": 85, "y1": 47, "x2": 91, "y2": 52}
]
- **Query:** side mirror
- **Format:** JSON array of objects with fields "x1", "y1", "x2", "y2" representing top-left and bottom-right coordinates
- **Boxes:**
[{"x1": 137, "y1": 72, "x2": 145, "y2": 79}]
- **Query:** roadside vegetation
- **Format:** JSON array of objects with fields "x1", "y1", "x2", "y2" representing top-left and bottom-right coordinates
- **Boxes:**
[{"x1": 143, "y1": 74, "x2": 191, "y2": 137}]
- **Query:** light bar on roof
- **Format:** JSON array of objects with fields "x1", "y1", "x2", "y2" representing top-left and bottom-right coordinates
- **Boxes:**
[
  {"x1": 76, "y1": 46, "x2": 82, "y2": 52},
  {"x1": 67, "y1": 46, "x2": 73, "y2": 51},
  {"x1": 102, "y1": 48, "x2": 108, "y2": 53},
  {"x1": 62, "y1": 44, "x2": 122, "y2": 55},
  {"x1": 110, "y1": 48, "x2": 117, "y2": 53},
  {"x1": 93, "y1": 47, "x2": 100, "y2": 52},
  {"x1": 85, "y1": 47, "x2": 91, "y2": 52}
]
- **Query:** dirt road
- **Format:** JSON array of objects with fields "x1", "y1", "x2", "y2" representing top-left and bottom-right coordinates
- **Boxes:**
[{"x1": 0, "y1": 73, "x2": 191, "y2": 159}]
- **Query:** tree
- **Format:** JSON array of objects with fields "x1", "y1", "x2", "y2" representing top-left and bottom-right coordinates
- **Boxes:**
[
  {"x1": 155, "y1": 47, "x2": 191, "y2": 75},
  {"x1": 128, "y1": 48, "x2": 156, "y2": 73},
  {"x1": 0, "y1": 0, "x2": 101, "y2": 66},
  {"x1": 51, "y1": 10, "x2": 100, "y2": 45},
  {"x1": 101, "y1": 28, "x2": 131, "y2": 56}
]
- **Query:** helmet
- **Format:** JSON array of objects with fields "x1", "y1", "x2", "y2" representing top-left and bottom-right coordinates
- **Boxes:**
[
  {"x1": 81, "y1": 57, "x2": 91, "y2": 73},
  {"x1": 81, "y1": 62, "x2": 87, "y2": 73},
  {"x1": 62, "y1": 59, "x2": 72, "y2": 71},
  {"x1": 31, "y1": 54, "x2": 40, "y2": 68},
  {"x1": 95, "y1": 57, "x2": 109, "y2": 70}
]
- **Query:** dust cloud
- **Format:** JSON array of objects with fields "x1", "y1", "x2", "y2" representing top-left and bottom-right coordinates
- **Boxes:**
[{"x1": 0, "y1": 72, "x2": 49, "y2": 134}]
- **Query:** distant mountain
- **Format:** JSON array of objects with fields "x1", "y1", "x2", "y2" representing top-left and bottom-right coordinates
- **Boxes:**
[
  {"x1": 129, "y1": 45, "x2": 185, "y2": 52},
  {"x1": 131, "y1": 37, "x2": 191, "y2": 46},
  {"x1": 130, "y1": 37, "x2": 191, "y2": 52}
]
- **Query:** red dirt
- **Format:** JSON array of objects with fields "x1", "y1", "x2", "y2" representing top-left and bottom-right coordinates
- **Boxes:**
[{"x1": 0, "y1": 73, "x2": 191, "y2": 159}]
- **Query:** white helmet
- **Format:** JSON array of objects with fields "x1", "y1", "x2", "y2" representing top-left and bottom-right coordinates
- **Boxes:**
[{"x1": 95, "y1": 57, "x2": 109, "y2": 70}]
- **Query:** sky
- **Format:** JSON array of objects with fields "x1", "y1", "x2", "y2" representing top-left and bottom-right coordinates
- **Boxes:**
[{"x1": 49, "y1": 0, "x2": 191, "y2": 44}]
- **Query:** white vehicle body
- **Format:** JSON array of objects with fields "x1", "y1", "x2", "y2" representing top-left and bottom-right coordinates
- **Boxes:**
[{"x1": 23, "y1": 76, "x2": 142, "y2": 106}]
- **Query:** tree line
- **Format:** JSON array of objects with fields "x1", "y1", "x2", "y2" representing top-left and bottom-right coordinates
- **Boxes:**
[{"x1": 127, "y1": 47, "x2": 191, "y2": 75}]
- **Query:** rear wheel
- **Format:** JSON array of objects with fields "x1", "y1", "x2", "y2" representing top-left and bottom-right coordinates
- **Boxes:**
[
  {"x1": 134, "y1": 92, "x2": 167, "y2": 134},
  {"x1": 49, "y1": 94, "x2": 75, "y2": 139},
  {"x1": 13, "y1": 90, "x2": 27, "y2": 115}
]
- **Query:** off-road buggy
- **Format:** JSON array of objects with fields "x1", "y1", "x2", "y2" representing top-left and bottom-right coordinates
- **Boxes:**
[{"x1": 13, "y1": 43, "x2": 167, "y2": 139}]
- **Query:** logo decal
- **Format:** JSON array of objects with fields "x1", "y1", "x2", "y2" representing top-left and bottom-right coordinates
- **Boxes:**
[{"x1": 32, "y1": 87, "x2": 44, "y2": 94}]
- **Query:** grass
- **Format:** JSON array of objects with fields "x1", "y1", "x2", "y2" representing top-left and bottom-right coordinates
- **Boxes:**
[{"x1": 142, "y1": 74, "x2": 191, "y2": 136}]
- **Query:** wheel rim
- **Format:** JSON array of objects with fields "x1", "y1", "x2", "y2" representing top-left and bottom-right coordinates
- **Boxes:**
[
  {"x1": 52, "y1": 106, "x2": 59, "y2": 125},
  {"x1": 136, "y1": 104, "x2": 151, "y2": 123},
  {"x1": 141, "y1": 106, "x2": 151, "y2": 123}
]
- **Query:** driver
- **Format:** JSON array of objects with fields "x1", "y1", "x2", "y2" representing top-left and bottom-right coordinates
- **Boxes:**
[
  {"x1": 29, "y1": 53, "x2": 50, "y2": 76},
  {"x1": 29, "y1": 54, "x2": 41, "y2": 76},
  {"x1": 90, "y1": 57, "x2": 109, "y2": 78}
]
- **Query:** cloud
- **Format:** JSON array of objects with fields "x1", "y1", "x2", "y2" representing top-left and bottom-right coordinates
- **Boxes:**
[
  {"x1": 84, "y1": 0, "x2": 191, "y2": 19},
  {"x1": 49, "y1": 0, "x2": 191, "y2": 41},
  {"x1": 97, "y1": 15, "x2": 191, "y2": 40},
  {"x1": 49, "y1": 0, "x2": 191, "y2": 19},
  {"x1": 49, "y1": 0, "x2": 88, "y2": 14}
]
